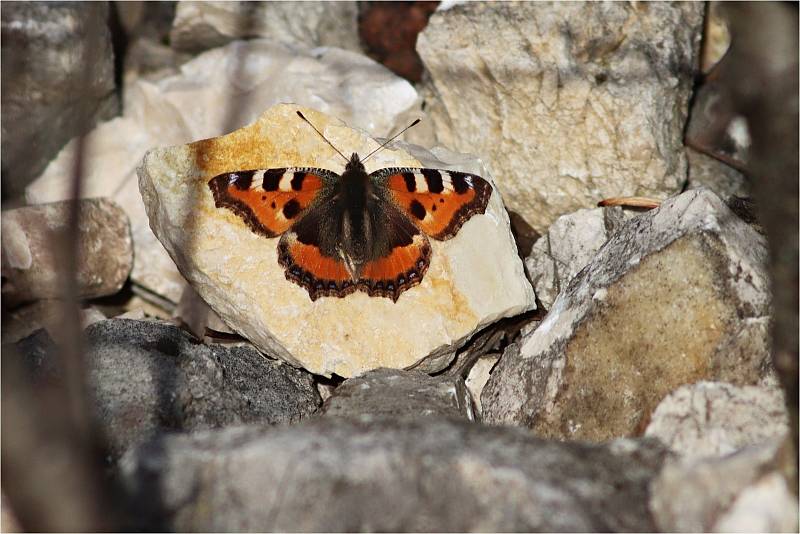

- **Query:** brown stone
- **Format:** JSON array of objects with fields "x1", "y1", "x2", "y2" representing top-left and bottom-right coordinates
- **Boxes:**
[
  {"x1": 1, "y1": 199, "x2": 133, "y2": 306},
  {"x1": 359, "y1": 1, "x2": 438, "y2": 82},
  {"x1": 482, "y1": 189, "x2": 772, "y2": 441}
]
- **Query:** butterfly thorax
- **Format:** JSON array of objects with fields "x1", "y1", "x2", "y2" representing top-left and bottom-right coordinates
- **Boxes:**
[{"x1": 336, "y1": 153, "x2": 377, "y2": 277}]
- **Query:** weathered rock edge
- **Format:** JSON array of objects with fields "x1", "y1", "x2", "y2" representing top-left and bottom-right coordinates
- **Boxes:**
[
  {"x1": 119, "y1": 417, "x2": 669, "y2": 532},
  {"x1": 482, "y1": 188, "x2": 771, "y2": 439}
]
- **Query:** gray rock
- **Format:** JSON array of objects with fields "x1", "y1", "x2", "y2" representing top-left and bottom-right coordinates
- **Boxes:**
[
  {"x1": 482, "y1": 189, "x2": 772, "y2": 441},
  {"x1": 1, "y1": 199, "x2": 133, "y2": 306},
  {"x1": 687, "y1": 147, "x2": 751, "y2": 199},
  {"x1": 119, "y1": 418, "x2": 669, "y2": 532},
  {"x1": 650, "y1": 438, "x2": 798, "y2": 532},
  {"x1": 525, "y1": 206, "x2": 629, "y2": 310},
  {"x1": 1, "y1": 2, "x2": 118, "y2": 199},
  {"x1": 415, "y1": 2, "x2": 703, "y2": 232},
  {"x1": 170, "y1": 1, "x2": 361, "y2": 54},
  {"x1": 12, "y1": 328, "x2": 60, "y2": 381},
  {"x1": 12, "y1": 319, "x2": 321, "y2": 457},
  {"x1": 465, "y1": 354, "x2": 500, "y2": 417},
  {"x1": 645, "y1": 381, "x2": 789, "y2": 460},
  {"x1": 321, "y1": 368, "x2": 473, "y2": 421}
]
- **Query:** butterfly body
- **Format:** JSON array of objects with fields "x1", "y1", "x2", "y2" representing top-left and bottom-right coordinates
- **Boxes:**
[
  {"x1": 209, "y1": 144, "x2": 492, "y2": 302},
  {"x1": 326, "y1": 153, "x2": 386, "y2": 278}
]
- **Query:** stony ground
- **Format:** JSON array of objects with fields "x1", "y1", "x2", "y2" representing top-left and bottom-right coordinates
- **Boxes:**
[{"x1": 2, "y1": 2, "x2": 797, "y2": 532}]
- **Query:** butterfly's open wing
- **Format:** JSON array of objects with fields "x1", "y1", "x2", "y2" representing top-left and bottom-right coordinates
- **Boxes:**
[
  {"x1": 208, "y1": 167, "x2": 337, "y2": 237},
  {"x1": 373, "y1": 168, "x2": 493, "y2": 240},
  {"x1": 356, "y1": 205, "x2": 432, "y2": 301},
  {"x1": 277, "y1": 200, "x2": 432, "y2": 302}
]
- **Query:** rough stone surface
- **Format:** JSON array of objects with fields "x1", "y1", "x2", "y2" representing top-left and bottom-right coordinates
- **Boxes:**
[
  {"x1": 465, "y1": 354, "x2": 500, "y2": 417},
  {"x1": 138, "y1": 103, "x2": 535, "y2": 377},
  {"x1": 1, "y1": 199, "x2": 133, "y2": 306},
  {"x1": 525, "y1": 206, "x2": 629, "y2": 310},
  {"x1": 414, "y1": 2, "x2": 704, "y2": 232},
  {"x1": 650, "y1": 438, "x2": 798, "y2": 532},
  {"x1": 1, "y1": 2, "x2": 118, "y2": 199},
  {"x1": 321, "y1": 368, "x2": 473, "y2": 421},
  {"x1": 12, "y1": 319, "x2": 321, "y2": 458},
  {"x1": 645, "y1": 381, "x2": 789, "y2": 460},
  {"x1": 170, "y1": 1, "x2": 361, "y2": 54},
  {"x1": 27, "y1": 39, "x2": 419, "y2": 308},
  {"x1": 119, "y1": 418, "x2": 669, "y2": 532},
  {"x1": 482, "y1": 189, "x2": 772, "y2": 441}
]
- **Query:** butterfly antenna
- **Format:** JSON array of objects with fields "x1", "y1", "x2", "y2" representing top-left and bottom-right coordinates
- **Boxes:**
[
  {"x1": 296, "y1": 111, "x2": 348, "y2": 163},
  {"x1": 362, "y1": 118, "x2": 422, "y2": 163}
]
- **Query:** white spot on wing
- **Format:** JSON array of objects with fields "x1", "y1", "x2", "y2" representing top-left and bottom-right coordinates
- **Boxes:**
[
  {"x1": 279, "y1": 173, "x2": 293, "y2": 191},
  {"x1": 252, "y1": 170, "x2": 265, "y2": 189},
  {"x1": 440, "y1": 171, "x2": 456, "y2": 192},
  {"x1": 415, "y1": 174, "x2": 428, "y2": 192}
]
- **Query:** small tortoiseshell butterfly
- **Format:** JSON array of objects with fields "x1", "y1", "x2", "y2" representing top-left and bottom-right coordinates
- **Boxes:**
[{"x1": 208, "y1": 111, "x2": 492, "y2": 302}]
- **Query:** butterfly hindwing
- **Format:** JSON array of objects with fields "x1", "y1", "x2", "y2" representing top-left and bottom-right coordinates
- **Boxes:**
[
  {"x1": 356, "y1": 205, "x2": 432, "y2": 301},
  {"x1": 277, "y1": 231, "x2": 357, "y2": 301},
  {"x1": 276, "y1": 200, "x2": 432, "y2": 302},
  {"x1": 374, "y1": 167, "x2": 493, "y2": 240},
  {"x1": 208, "y1": 167, "x2": 337, "y2": 237}
]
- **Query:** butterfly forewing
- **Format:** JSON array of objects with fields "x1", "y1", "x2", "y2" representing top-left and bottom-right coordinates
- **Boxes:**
[
  {"x1": 373, "y1": 167, "x2": 493, "y2": 240},
  {"x1": 208, "y1": 167, "x2": 337, "y2": 237}
]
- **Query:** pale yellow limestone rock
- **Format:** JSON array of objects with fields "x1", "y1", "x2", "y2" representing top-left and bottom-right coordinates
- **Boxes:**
[
  {"x1": 415, "y1": 2, "x2": 704, "y2": 232},
  {"x1": 139, "y1": 104, "x2": 534, "y2": 377}
]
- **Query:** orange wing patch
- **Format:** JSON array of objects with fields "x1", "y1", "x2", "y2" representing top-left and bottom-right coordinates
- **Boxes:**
[
  {"x1": 277, "y1": 231, "x2": 431, "y2": 302},
  {"x1": 380, "y1": 169, "x2": 492, "y2": 240},
  {"x1": 358, "y1": 234, "x2": 432, "y2": 301},
  {"x1": 209, "y1": 168, "x2": 325, "y2": 237},
  {"x1": 277, "y1": 233, "x2": 356, "y2": 301}
]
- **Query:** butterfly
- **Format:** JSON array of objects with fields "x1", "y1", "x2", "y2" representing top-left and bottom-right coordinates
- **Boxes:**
[{"x1": 208, "y1": 111, "x2": 492, "y2": 302}]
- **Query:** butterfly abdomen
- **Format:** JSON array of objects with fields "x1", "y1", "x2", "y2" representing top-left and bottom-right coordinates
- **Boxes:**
[{"x1": 336, "y1": 160, "x2": 376, "y2": 274}]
